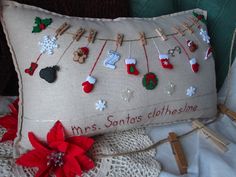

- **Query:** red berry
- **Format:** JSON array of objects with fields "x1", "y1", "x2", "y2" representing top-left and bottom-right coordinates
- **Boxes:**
[
  {"x1": 197, "y1": 15, "x2": 203, "y2": 20},
  {"x1": 39, "y1": 23, "x2": 46, "y2": 30}
]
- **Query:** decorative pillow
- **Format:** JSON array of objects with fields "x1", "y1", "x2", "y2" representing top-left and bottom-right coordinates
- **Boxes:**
[{"x1": 1, "y1": 1, "x2": 217, "y2": 156}]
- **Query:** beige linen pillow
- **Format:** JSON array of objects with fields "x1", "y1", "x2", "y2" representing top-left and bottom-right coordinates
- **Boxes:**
[{"x1": 1, "y1": 1, "x2": 217, "y2": 156}]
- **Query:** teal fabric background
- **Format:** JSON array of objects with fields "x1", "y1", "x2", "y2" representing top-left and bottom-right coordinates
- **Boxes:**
[{"x1": 129, "y1": 0, "x2": 236, "y2": 90}]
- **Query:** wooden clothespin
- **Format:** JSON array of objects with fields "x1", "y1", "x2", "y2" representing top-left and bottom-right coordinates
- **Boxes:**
[
  {"x1": 218, "y1": 104, "x2": 236, "y2": 121},
  {"x1": 173, "y1": 26, "x2": 184, "y2": 36},
  {"x1": 87, "y1": 29, "x2": 97, "y2": 43},
  {"x1": 116, "y1": 33, "x2": 124, "y2": 47},
  {"x1": 73, "y1": 27, "x2": 85, "y2": 41},
  {"x1": 168, "y1": 132, "x2": 188, "y2": 175},
  {"x1": 55, "y1": 22, "x2": 70, "y2": 37},
  {"x1": 192, "y1": 120, "x2": 230, "y2": 152},
  {"x1": 182, "y1": 22, "x2": 193, "y2": 34},
  {"x1": 155, "y1": 28, "x2": 167, "y2": 41},
  {"x1": 139, "y1": 32, "x2": 147, "y2": 46}
]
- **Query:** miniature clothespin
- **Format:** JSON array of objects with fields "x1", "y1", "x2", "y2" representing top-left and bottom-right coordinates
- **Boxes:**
[
  {"x1": 182, "y1": 22, "x2": 193, "y2": 34},
  {"x1": 168, "y1": 132, "x2": 188, "y2": 175},
  {"x1": 192, "y1": 120, "x2": 230, "y2": 152},
  {"x1": 218, "y1": 104, "x2": 236, "y2": 121},
  {"x1": 155, "y1": 28, "x2": 167, "y2": 41},
  {"x1": 55, "y1": 22, "x2": 70, "y2": 37},
  {"x1": 139, "y1": 32, "x2": 147, "y2": 46},
  {"x1": 88, "y1": 29, "x2": 97, "y2": 43},
  {"x1": 116, "y1": 33, "x2": 124, "y2": 47},
  {"x1": 173, "y1": 26, "x2": 184, "y2": 36},
  {"x1": 73, "y1": 27, "x2": 85, "y2": 41}
]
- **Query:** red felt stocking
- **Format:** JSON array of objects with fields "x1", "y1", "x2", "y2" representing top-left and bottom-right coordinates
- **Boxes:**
[
  {"x1": 189, "y1": 58, "x2": 199, "y2": 73},
  {"x1": 159, "y1": 54, "x2": 173, "y2": 69},
  {"x1": 25, "y1": 62, "x2": 38, "y2": 75},
  {"x1": 125, "y1": 58, "x2": 139, "y2": 75}
]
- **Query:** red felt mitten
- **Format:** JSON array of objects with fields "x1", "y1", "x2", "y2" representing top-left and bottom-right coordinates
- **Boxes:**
[
  {"x1": 82, "y1": 76, "x2": 96, "y2": 93},
  {"x1": 189, "y1": 58, "x2": 199, "y2": 73}
]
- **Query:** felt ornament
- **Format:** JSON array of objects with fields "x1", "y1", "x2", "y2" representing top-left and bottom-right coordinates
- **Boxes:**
[
  {"x1": 24, "y1": 62, "x2": 38, "y2": 75},
  {"x1": 159, "y1": 54, "x2": 173, "y2": 69},
  {"x1": 142, "y1": 72, "x2": 158, "y2": 90},
  {"x1": 186, "y1": 86, "x2": 196, "y2": 97},
  {"x1": 73, "y1": 47, "x2": 89, "y2": 64},
  {"x1": 0, "y1": 98, "x2": 18, "y2": 142},
  {"x1": 82, "y1": 76, "x2": 96, "y2": 93},
  {"x1": 125, "y1": 58, "x2": 139, "y2": 75},
  {"x1": 39, "y1": 35, "x2": 59, "y2": 55},
  {"x1": 32, "y1": 17, "x2": 52, "y2": 33},
  {"x1": 39, "y1": 65, "x2": 60, "y2": 83},
  {"x1": 104, "y1": 50, "x2": 121, "y2": 69},
  {"x1": 16, "y1": 121, "x2": 95, "y2": 177},
  {"x1": 189, "y1": 58, "x2": 199, "y2": 73},
  {"x1": 192, "y1": 12, "x2": 206, "y2": 24},
  {"x1": 95, "y1": 100, "x2": 107, "y2": 111},
  {"x1": 187, "y1": 40, "x2": 198, "y2": 52},
  {"x1": 167, "y1": 46, "x2": 181, "y2": 57},
  {"x1": 205, "y1": 47, "x2": 213, "y2": 60},
  {"x1": 199, "y1": 28, "x2": 210, "y2": 44}
]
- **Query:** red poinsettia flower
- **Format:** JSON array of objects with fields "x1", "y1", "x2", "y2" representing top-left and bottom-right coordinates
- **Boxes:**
[
  {"x1": 0, "y1": 98, "x2": 19, "y2": 142},
  {"x1": 16, "y1": 121, "x2": 95, "y2": 177}
]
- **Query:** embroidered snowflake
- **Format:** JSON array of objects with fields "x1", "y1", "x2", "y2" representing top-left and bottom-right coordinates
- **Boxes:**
[
  {"x1": 199, "y1": 28, "x2": 210, "y2": 44},
  {"x1": 186, "y1": 86, "x2": 196, "y2": 97},
  {"x1": 95, "y1": 100, "x2": 106, "y2": 111},
  {"x1": 39, "y1": 35, "x2": 59, "y2": 55}
]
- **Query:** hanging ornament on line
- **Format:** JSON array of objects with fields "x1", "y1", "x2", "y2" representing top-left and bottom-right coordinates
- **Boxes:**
[
  {"x1": 82, "y1": 40, "x2": 107, "y2": 93},
  {"x1": 188, "y1": 15, "x2": 213, "y2": 60},
  {"x1": 73, "y1": 29, "x2": 96, "y2": 64},
  {"x1": 172, "y1": 35, "x2": 199, "y2": 73},
  {"x1": 39, "y1": 27, "x2": 87, "y2": 83},
  {"x1": 103, "y1": 33, "x2": 123, "y2": 69},
  {"x1": 167, "y1": 46, "x2": 181, "y2": 57},
  {"x1": 125, "y1": 42, "x2": 139, "y2": 75},
  {"x1": 25, "y1": 22, "x2": 70, "y2": 76},
  {"x1": 140, "y1": 32, "x2": 158, "y2": 90},
  {"x1": 173, "y1": 25, "x2": 198, "y2": 53},
  {"x1": 152, "y1": 38, "x2": 174, "y2": 69}
]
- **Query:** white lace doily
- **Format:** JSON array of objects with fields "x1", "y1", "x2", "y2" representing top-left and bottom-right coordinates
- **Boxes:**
[{"x1": 0, "y1": 127, "x2": 161, "y2": 177}]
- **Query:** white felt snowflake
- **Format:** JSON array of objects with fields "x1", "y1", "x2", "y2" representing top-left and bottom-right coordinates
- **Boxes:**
[
  {"x1": 199, "y1": 28, "x2": 210, "y2": 44},
  {"x1": 38, "y1": 35, "x2": 59, "y2": 55},
  {"x1": 186, "y1": 86, "x2": 196, "y2": 97},
  {"x1": 95, "y1": 100, "x2": 106, "y2": 111}
]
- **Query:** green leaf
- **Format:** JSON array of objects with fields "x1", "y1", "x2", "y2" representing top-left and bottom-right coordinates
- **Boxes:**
[
  {"x1": 32, "y1": 25, "x2": 41, "y2": 33},
  {"x1": 41, "y1": 18, "x2": 52, "y2": 26},
  {"x1": 34, "y1": 17, "x2": 41, "y2": 25}
]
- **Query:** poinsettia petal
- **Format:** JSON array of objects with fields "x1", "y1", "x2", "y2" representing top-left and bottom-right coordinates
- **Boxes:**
[
  {"x1": 66, "y1": 136, "x2": 94, "y2": 151},
  {"x1": 49, "y1": 141, "x2": 68, "y2": 153},
  {"x1": 76, "y1": 154, "x2": 95, "y2": 171},
  {"x1": 0, "y1": 115, "x2": 17, "y2": 129},
  {"x1": 47, "y1": 121, "x2": 65, "y2": 145},
  {"x1": 54, "y1": 167, "x2": 66, "y2": 177},
  {"x1": 64, "y1": 155, "x2": 82, "y2": 176},
  {"x1": 35, "y1": 165, "x2": 51, "y2": 177},
  {"x1": 28, "y1": 132, "x2": 50, "y2": 153},
  {"x1": 16, "y1": 149, "x2": 48, "y2": 167},
  {"x1": 0, "y1": 129, "x2": 17, "y2": 142},
  {"x1": 67, "y1": 144, "x2": 85, "y2": 157}
]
